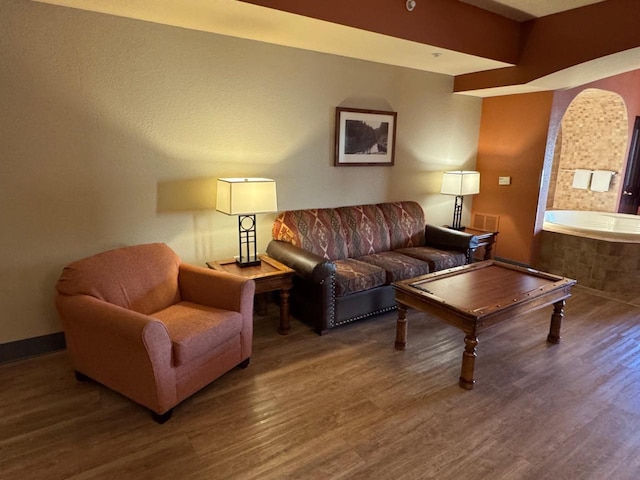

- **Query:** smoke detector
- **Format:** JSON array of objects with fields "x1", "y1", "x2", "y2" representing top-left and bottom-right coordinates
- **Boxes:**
[{"x1": 406, "y1": 0, "x2": 416, "y2": 12}]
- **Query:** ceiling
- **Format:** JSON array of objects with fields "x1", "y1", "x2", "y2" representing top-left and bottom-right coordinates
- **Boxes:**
[
  {"x1": 32, "y1": 0, "x2": 635, "y2": 97},
  {"x1": 459, "y1": 0, "x2": 606, "y2": 21}
]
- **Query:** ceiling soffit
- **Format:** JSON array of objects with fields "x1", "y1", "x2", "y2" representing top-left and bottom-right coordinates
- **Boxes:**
[
  {"x1": 32, "y1": 0, "x2": 640, "y2": 96},
  {"x1": 239, "y1": 0, "x2": 522, "y2": 65},
  {"x1": 455, "y1": 0, "x2": 640, "y2": 95}
]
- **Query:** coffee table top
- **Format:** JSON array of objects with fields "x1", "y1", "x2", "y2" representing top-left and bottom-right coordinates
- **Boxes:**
[{"x1": 393, "y1": 260, "x2": 576, "y2": 322}]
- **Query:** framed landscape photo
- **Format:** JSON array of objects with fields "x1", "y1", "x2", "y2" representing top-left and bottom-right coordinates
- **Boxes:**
[{"x1": 334, "y1": 107, "x2": 397, "y2": 166}]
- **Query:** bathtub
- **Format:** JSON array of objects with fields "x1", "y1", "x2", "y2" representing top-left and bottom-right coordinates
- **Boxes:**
[
  {"x1": 538, "y1": 210, "x2": 640, "y2": 294},
  {"x1": 543, "y1": 210, "x2": 640, "y2": 242}
]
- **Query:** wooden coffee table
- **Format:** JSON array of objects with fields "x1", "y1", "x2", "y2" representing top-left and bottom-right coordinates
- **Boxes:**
[
  {"x1": 207, "y1": 254, "x2": 294, "y2": 335},
  {"x1": 393, "y1": 260, "x2": 576, "y2": 389}
]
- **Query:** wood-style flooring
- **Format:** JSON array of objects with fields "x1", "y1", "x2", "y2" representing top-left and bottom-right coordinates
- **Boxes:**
[{"x1": 2, "y1": 286, "x2": 640, "y2": 479}]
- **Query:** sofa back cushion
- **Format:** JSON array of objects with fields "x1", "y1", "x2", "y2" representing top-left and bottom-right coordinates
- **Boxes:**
[
  {"x1": 56, "y1": 243, "x2": 181, "y2": 315},
  {"x1": 378, "y1": 201, "x2": 426, "y2": 249},
  {"x1": 272, "y1": 208, "x2": 348, "y2": 260},
  {"x1": 337, "y1": 204, "x2": 391, "y2": 258}
]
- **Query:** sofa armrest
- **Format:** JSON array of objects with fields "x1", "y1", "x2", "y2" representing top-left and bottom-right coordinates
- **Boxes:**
[
  {"x1": 267, "y1": 240, "x2": 335, "y2": 283},
  {"x1": 425, "y1": 224, "x2": 479, "y2": 250},
  {"x1": 178, "y1": 263, "x2": 256, "y2": 313}
]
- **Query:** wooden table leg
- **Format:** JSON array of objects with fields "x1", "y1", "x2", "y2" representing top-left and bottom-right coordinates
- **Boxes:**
[
  {"x1": 278, "y1": 288, "x2": 291, "y2": 335},
  {"x1": 395, "y1": 304, "x2": 408, "y2": 350},
  {"x1": 547, "y1": 299, "x2": 565, "y2": 344},
  {"x1": 459, "y1": 334, "x2": 478, "y2": 390},
  {"x1": 255, "y1": 293, "x2": 268, "y2": 316}
]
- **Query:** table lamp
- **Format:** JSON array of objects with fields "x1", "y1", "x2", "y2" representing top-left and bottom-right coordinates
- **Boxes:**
[
  {"x1": 440, "y1": 170, "x2": 480, "y2": 230},
  {"x1": 216, "y1": 178, "x2": 278, "y2": 267}
]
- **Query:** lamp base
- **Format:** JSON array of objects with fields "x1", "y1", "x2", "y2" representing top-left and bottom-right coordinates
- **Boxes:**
[
  {"x1": 450, "y1": 195, "x2": 464, "y2": 230},
  {"x1": 236, "y1": 214, "x2": 261, "y2": 268},
  {"x1": 235, "y1": 256, "x2": 261, "y2": 268}
]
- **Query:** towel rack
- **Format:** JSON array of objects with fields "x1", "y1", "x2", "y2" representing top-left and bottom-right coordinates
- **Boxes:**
[{"x1": 560, "y1": 169, "x2": 617, "y2": 175}]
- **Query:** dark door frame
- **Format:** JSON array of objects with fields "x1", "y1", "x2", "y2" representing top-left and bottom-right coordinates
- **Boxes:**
[{"x1": 619, "y1": 116, "x2": 640, "y2": 214}]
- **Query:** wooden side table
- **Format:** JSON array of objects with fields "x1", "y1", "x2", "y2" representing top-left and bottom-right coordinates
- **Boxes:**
[
  {"x1": 206, "y1": 254, "x2": 294, "y2": 335},
  {"x1": 463, "y1": 227, "x2": 498, "y2": 262}
]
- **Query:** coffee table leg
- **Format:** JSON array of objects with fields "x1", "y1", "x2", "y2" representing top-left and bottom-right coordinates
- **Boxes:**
[
  {"x1": 395, "y1": 304, "x2": 408, "y2": 350},
  {"x1": 547, "y1": 299, "x2": 565, "y2": 344},
  {"x1": 278, "y1": 288, "x2": 291, "y2": 335},
  {"x1": 459, "y1": 334, "x2": 478, "y2": 390}
]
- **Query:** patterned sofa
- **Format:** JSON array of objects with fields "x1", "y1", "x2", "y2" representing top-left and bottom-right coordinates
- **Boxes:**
[{"x1": 266, "y1": 201, "x2": 478, "y2": 334}]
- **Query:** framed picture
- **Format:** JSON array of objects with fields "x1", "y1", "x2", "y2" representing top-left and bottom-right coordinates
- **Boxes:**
[{"x1": 334, "y1": 107, "x2": 397, "y2": 166}]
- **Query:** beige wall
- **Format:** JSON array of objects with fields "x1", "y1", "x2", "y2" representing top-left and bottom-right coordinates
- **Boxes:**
[{"x1": 0, "y1": 1, "x2": 482, "y2": 344}]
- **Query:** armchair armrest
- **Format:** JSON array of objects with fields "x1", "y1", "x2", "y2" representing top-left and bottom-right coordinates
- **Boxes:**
[
  {"x1": 425, "y1": 224, "x2": 479, "y2": 250},
  {"x1": 266, "y1": 240, "x2": 336, "y2": 284},
  {"x1": 55, "y1": 294, "x2": 177, "y2": 411},
  {"x1": 178, "y1": 264, "x2": 255, "y2": 313},
  {"x1": 56, "y1": 294, "x2": 171, "y2": 353}
]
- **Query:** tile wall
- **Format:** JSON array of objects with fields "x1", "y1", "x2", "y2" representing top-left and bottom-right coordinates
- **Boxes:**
[
  {"x1": 537, "y1": 230, "x2": 640, "y2": 294},
  {"x1": 549, "y1": 88, "x2": 628, "y2": 212}
]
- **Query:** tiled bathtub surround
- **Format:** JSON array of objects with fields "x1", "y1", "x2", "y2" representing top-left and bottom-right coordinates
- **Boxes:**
[
  {"x1": 548, "y1": 88, "x2": 627, "y2": 212},
  {"x1": 537, "y1": 230, "x2": 640, "y2": 294}
]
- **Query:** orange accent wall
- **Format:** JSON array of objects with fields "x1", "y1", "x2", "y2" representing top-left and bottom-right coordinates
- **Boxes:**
[{"x1": 474, "y1": 92, "x2": 554, "y2": 265}]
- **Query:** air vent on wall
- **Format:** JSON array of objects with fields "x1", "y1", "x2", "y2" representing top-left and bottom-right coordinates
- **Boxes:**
[{"x1": 471, "y1": 212, "x2": 500, "y2": 232}]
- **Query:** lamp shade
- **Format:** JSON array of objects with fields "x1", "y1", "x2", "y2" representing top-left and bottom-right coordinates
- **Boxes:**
[
  {"x1": 440, "y1": 171, "x2": 480, "y2": 196},
  {"x1": 216, "y1": 178, "x2": 278, "y2": 215}
]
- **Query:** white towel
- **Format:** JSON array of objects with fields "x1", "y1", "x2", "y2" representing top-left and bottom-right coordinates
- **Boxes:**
[
  {"x1": 572, "y1": 169, "x2": 592, "y2": 189},
  {"x1": 590, "y1": 170, "x2": 615, "y2": 192}
]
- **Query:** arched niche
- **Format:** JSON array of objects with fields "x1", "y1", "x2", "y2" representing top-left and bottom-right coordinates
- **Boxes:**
[{"x1": 548, "y1": 88, "x2": 628, "y2": 212}]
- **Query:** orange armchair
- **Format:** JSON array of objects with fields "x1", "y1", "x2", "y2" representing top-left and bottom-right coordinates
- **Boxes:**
[{"x1": 55, "y1": 243, "x2": 255, "y2": 423}]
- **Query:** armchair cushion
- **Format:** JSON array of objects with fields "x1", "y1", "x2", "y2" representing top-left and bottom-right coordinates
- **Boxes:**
[
  {"x1": 56, "y1": 243, "x2": 181, "y2": 315},
  {"x1": 154, "y1": 302, "x2": 243, "y2": 366}
]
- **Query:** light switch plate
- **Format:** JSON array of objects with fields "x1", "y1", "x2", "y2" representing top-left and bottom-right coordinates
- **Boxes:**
[{"x1": 498, "y1": 176, "x2": 511, "y2": 185}]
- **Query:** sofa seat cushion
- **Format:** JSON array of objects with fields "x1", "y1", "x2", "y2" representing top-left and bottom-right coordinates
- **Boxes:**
[
  {"x1": 154, "y1": 301, "x2": 243, "y2": 366},
  {"x1": 333, "y1": 258, "x2": 387, "y2": 297},
  {"x1": 395, "y1": 247, "x2": 466, "y2": 272},
  {"x1": 357, "y1": 252, "x2": 430, "y2": 283}
]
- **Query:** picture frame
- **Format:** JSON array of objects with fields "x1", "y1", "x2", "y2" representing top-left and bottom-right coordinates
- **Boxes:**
[{"x1": 334, "y1": 107, "x2": 397, "y2": 166}]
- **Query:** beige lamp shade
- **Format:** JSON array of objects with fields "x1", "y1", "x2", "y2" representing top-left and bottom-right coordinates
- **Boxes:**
[
  {"x1": 216, "y1": 178, "x2": 278, "y2": 215},
  {"x1": 440, "y1": 171, "x2": 480, "y2": 196}
]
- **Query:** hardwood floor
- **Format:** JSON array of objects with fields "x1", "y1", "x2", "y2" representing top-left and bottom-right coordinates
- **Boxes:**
[{"x1": 2, "y1": 286, "x2": 640, "y2": 479}]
